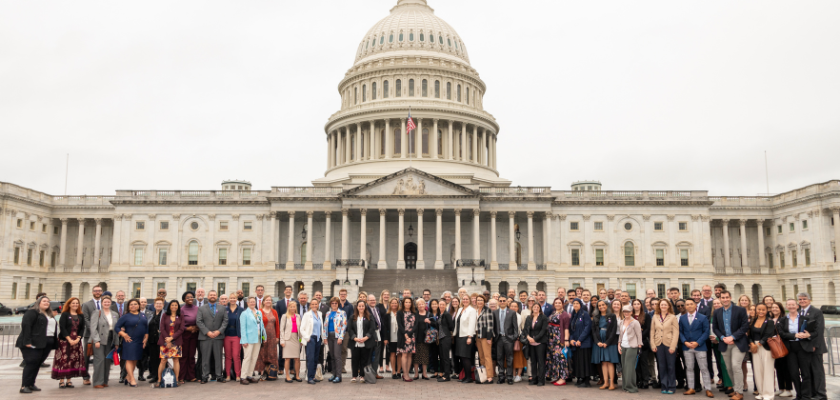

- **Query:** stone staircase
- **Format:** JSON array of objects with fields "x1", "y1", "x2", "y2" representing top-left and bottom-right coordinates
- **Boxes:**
[{"x1": 361, "y1": 269, "x2": 458, "y2": 299}]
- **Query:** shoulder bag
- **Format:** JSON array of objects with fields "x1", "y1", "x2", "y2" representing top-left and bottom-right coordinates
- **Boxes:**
[{"x1": 767, "y1": 324, "x2": 788, "y2": 359}]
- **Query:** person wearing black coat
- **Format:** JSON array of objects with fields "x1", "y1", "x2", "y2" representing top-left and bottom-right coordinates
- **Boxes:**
[
  {"x1": 437, "y1": 305, "x2": 456, "y2": 382},
  {"x1": 16, "y1": 297, "x2": 59, "y2": 394},
  {"x1": 522, "y1": 303, "x2": 548, "y2": 386},
  {"x1": 376, "y1": 299, "x2": 390, "y2": 372},
  {"x1": 346, "y1": 300, "x2": 378, "y2": 381}
]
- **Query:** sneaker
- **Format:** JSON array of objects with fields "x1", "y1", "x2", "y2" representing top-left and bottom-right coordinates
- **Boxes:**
[
  {"x1": 779, "y1": 390, "x2": 792, "y2": 397},
  {"x1": 514, "y1": 376, "x2": 521, "y2": 383}
]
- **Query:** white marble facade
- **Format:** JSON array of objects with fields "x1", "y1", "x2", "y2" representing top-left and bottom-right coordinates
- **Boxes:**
[{"x1": 2, "y1": 0, "x2": 839, "y2": 305}]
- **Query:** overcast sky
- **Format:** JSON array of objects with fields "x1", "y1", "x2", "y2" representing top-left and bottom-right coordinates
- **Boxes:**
[{"x1": 1, "y1": 0, "x2": 838, "y2": 196}]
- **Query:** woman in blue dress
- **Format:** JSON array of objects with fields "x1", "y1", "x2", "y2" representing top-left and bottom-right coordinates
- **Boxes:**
[
  {"x1": 569, "y1": 299, "x2": 592, "y2": 387},
  {"x1": 114, "y1": 298, "x2": 149, "y2": 387},
  {"x1": 591, "y1": 300, "x2": 619, "y2": 390}
]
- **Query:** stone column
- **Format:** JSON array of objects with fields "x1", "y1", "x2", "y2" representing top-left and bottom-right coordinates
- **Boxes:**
[
  {"x1": 557, "y1": 214, "x2": 566, "y2": 265},
  {"x1": 324, "y1": 212, "x2": 332, "y2": 267},
  {"x1": 545, "y1": 212, "x2": 553, "y2": 266},
  {"x1": 400, "y1": 118, "x2": 407, "y2": 159},
  {"x1": 454, "y1": 209, "x2": 462, "y2": 263},
  {"x1": 435, "y1": 208, "x2": 443, "y2": 269},
  {"x1": 490, "y1": 211, "x2": 497, "y2": 269},
  {"x1": 483, "y1": 129, "x2": 489, "y2": 166},
  {"x1": 667, "y1": 215, "x2": 676, "y2": 266},
  {"x1": 305, "y1": 211, "x2": 314, "y2": 269},
  {"x1": 58, "y1": 218, "x2": 68, "y2": 269},
  {"x1": 739, "y1": 219, "x2": 749, "y2": 270},
  {"x1": 447, "y1": 120, "x2": 454, "y2": 160},
  {"x1": 757, "y1": 219, "x2": 765, "y2": 268},
  {"x1": 75, "y1": 218, "x2": 85, "y2": 269},
  {"x1": 344, "y1": 126, "x2": 351, "y2": 164},
  {"x1": 701, "y1": 216, "x2": 712, "y2": 267},
  {"x1": 369, "y1": 120, "x2": 376, "y2": 160},
  {"x1": 472, "y1": 209, "x2": 480, "y2": 260},
  {"x1": 416, "y1": 118, "x2": 423, "y2": 157},
  {"x1": 431, "y1": 119, "x2": 439, "y2": 159},
  {"x1": 471, "y1": 125, "x2": 478, "y2": 163},
  {"x1": 355, "y1": 123, "x2": 362, "y2": 161},
  {"x1": 93, "y1": 218, "x2": 102, "y2": 270},
  {"x1": 269, "y1": 213, "x2": 276, "y2": 263},
  {"x1": 379, "y1": 209, "x2": 387, "y2": 268},
  {"x1": 833, "y1": 207, "x2": 840, "y2": 263},
  {"x1": 461, "y1": 124, "x2": 467, "y2": 161},
  {"x1": 327, "y1": 132, "x2": 332, "y2": 169},
  {"x1": 385, "y1": 119, "x2": 392, "y2": 159},
  {"x1": 147, "y1": 214, "x2": 157, "y2": 266},
  {"x1": 359, "y1": 209, "x2": 367, "y2": 267},
  {"x1": 721, "y1": 219, "x2": 730, "y2": 269},
  {"x1": 416, "y1": 209, "x2": 424, "y2": 268},
  {"x1": 509, "y1": 211, "x2": 516, "y2": 268},
  {"x1": 286, "y1": 212, "x2": 295, "y2": 268},
  {"x1": 341, "y1": 209, "x2": 349, "y2": 260},
  {"x1": 527, "y1": 211, "x2": 535, "y2": 268},
  {"x1": 397, "y1": 209, "x2": 405, "y2": 268}
]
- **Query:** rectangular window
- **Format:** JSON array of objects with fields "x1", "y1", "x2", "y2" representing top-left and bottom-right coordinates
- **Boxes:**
[
  {"x1": 30, "y1": 221, "x2": 35, "y2": 230},
  {"x1": 802, "y1": 220, "x2": 808, "y2": 230},
  {"x1": 39, "y1": 250, "x2": 44, "y2": 267},
  {"x1": 656, "y1": 249, "x2": 664, "y2": 266},
  {"x1": 244, "y1": 222, "x2": 252, "y2": 231},
  {"x1": 219, "y1": 248, "x2": 227, "y2": 265},
  {"x1": 157, "y1": 282, "x2": 166, "y2": 291},
  {"x1": 789, "y1": 222, "x2": 795, "y2": 232},
  {"x1": 160, "y1": 221, "x2": 169, "y2": 230},
  {"x1": 11, "y1": 283, "x2": 17, "y2": 299},
  {"x1": 781, "y1": 286, "x2": 787, "y2": 302},
  {"x1": 779, "y1": 252, "x2": 785, "y2": 268},
  {"x1": 767, "y1": 253, "x2": 773, "y2": 269},
  {"x1": 657, "y1": 283, "x2": 666, "y2": 299},
  {"x1": 679, "y1": 222, "x2": 688, "y2": 231},
  {"x1": 54, "y1": 226, "x2": 59, "y2": 234},
  {"x1": 791, "y1": 250, "x2": 797, "y2": 266},
  {"x1": 571, "y1": 282, "x2": 581, "y2": 289},
  {"x1": 778, "y1": 225, "x2": 782, "y2": 234},
  {"x1": 682, "y1": 284, "x2": 691, "y2": 300},
  {"x1": 187, "y1": 282, "x2": 197, "y2": 294},
  {"x1": 136, "y1": 221, "x2": 145, "y2": 230},
  {"x1": 217, "y1": 282, "x2": 226, "y2": 296},
  {"x1": 396, "y1": 80, "x2": 401, "y2": 97},
  {"x1": 597, "y1": 283, "x2": 605, "y2": 293},
  {"x1": 654, "y1": 222, "x2": 663, "y2": 231},
  {"x1": 571, "y1": 249, "x2": 580, "y2": 266},
  {"x1": 807, "y1": 284, "x2": 812, "y2": 298},
  {"x1": 41, "y1": 224, "x2": 46, "y2": 233},
  {"x1": 242, "y1": 283, "x2": 250, "y2": 297},
  {"x1": 134, "y1": 248, "x2": 143, "y2": 266},
  {"x1": 17, "y1": 219, "x2": 22, "y2": 228},
  {"x1": 24, "y1": 283, "x2": 31, "y2": 299},
  {"x1": 594, "y1": 222, "x2": 603, "y2": 231},
  {"x1": 243, "y1": 248, "x2": 251, "y2": 265},
  {"x1": 159, "y1": 249, "x2": 168, "y2": 266},
  {"x1": 793, "y1": 284, "x2": 799, "y2": 296},
  {"x1": 13, "y1": 247, "x2": 20, "y2": 265},
  {"x1": 26, "y1": 249, "x2": 33, "y2": 266},
  {"x1": 595, "y1": 249, "x2": 604, "y2": 266},
  {"x1": 680, "y1": 249, "x2": 689, "y2": 266},
  {"x1": 805, "y1": 248, "x2": 811, "y2": 266},
  {"x1": 132, "y1": 282, "x2": 141, "y2": 299},
  {"x1": 765, "y1": 227, "x2": 771, "y2": 236},
  {"x1": 50, "y1": 252, "x2": 56, "y2": 267},
  {"x1": 626, "y1": 283, "x2": 636, "y2": 300},
  {"x1": 37, "y1": 283, "x2": 42, "y2": 294},
  {"x1": 220, "y1": 221, "x2": 229, "y2": 231},
  {"x1": 570, "y1": 222, "x2": 579, "y2": 231}
]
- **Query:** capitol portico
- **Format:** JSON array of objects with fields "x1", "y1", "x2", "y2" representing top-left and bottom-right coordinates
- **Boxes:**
[{"x1": 1, "y1": 0, "x2": 839, "y2": 306}]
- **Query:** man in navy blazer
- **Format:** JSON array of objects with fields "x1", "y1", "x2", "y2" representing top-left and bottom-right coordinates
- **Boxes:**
[
  {"x1": 712, "y1": 291, "x2": 749, "y2": 399},
  {"x1": 679, "y1": 299, "x2": 713, "y2": 397}
]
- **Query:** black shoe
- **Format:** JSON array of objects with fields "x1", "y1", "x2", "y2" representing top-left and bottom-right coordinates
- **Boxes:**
[
  {"x1": 582, "y1": 380, "x2": 591, "y2": 387},
  {"x1": 462, "y1": 379, "x2": 474, "y2": 384},
  {"x1": 507, "y1": 380, "x2": 514, "y2": 385},
  {"x1": 307, "y1": 380, "x2": 316, "y2": 385},
  {"x1": 451, "y1": 374, "x2": 459, "y2": 380},
  {"x1": 40, "y1": 363, "x2": 50, "y2": 368},
  {"x1": 575, "y1": 379, "x2": 584, "y2": 387},
  {"x1": 218, "y1": 378, "x2": 226, "y2": 383},
  {"x1": 497, "y1": 378, "x2": 505, "y2": 384},
  {"x1": 240, "y1": 379, "x2": 250, "y2": 385},
  {"x1": 529, "y1": 380, "x2": 537, "y2": 386},
  {"x1": 19, "y1": 387, "x2": 32, "y2": 394},
  {"x1": 392, "y1": 374, "x2": 400, "y2": 379},
  {"x1": 148, "y1": 379, "x2": 157, "y2": 384},
  {"x1": 119, "y1": 379, "x2": 125, "y2": 384},
  {"x1": 138, "y1": 376, "x2": 146, "y2": 382},
  {"x1": 201, "y1": 380, "x2": 207, "y2": 384},
  {"x1": 652, "y1": 381, "x2": 662, "y2": 388},
  {"x1": 28, "y1": 385, "x2": 41, "y2": 392},
  {"x1": 537, "y1": 382, "x2": 545, "y2": 386}
]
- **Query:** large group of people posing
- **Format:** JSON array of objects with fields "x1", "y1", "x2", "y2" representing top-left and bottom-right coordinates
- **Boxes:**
[{"x1": 15, "y1": 282, "x2": 829, "y2": 400}]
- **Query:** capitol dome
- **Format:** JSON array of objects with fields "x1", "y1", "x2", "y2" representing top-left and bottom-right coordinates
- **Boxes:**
[
  {"x1": 317, "y1": 0, "x2": 508, "y2": 188},
  {"x1": 354, "y1": 0, "x2": 470, "y2": 66}
]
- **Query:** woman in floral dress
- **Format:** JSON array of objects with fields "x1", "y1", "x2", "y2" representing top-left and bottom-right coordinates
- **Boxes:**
[
  {"x1": 52, "y1": 298, "x2": 86, "y2": 387},
  {"x1": 545, "y1": 298, "x2": 570, "y2": 385},
  {"x1": 396, "y1": 297, "x2": 416, "y2": 382}
]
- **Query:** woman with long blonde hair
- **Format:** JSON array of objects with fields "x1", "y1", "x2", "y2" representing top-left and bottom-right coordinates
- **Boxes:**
[{"x1": 279, "y1": 300, "x2": 302, "y2": 382}]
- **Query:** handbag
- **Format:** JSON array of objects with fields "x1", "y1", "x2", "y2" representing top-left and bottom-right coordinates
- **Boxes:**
[
  {"x1": 425, "y1": 327, "x2": 438, "y2": 343},
  {"x1": 160, "y1": 359, "x2": 178, "y2": 388},
  {"x1": 86, "y1": 343, "x2": 94, "y2": 357},
  {"x1": 363, "y1": 364, "x2": 377, "y2": 384},
  {"x1": 267, "y1": 364, "x2": 279, "y2": 380},
  {"x1": 767, "y1": 325, "x2": 789, "y2": 359},
  {"x1": 474, "y1": 353, "x2": 487, "y2": 382}
]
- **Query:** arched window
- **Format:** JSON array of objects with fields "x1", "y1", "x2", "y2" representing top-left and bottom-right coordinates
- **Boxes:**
[
  {"x1": 383, "y1": 80, "x2": 389, "y2": 98},
  {"x1": 409, "y1": 32, "x2": 414, "y2": 41},
  {"x1": 389, "y1": 33, "x2": 394, "y2": 43},
  {"x1": 365, "y1": 41, "x2": 369, "y2": 50},
  {"x1": 362, "y1": 84, "x2": 366, "y2": 102},
  {"x1": 448, "y1": 38, "x2": 452, "y2": 47},
  {"x1": 379, "y1": 36, "x2": 384, "y2": 45},
  {"x1": 409, "y1": 79, "x2": 414, "y2": 96},
  {"x1": 457, "y1": 84, "x2": 461, "y2": 102},
  {"x1": 394, "y1": 129, "x2": 401, "y2": 155},
  {"x1": 446, "y1": 82, "x2": 451, "y2": 100},
  {"x1": 354, "y1": 87, "x2": 358, "y2": 104},
  {"x1": 434, "y1": 80, "x2": 440, "y2": 98},
  {"x1": 455, "y1": 40, "x2": 459, "y2": 50},
  {"x1": 399, "y1": 32, "x2": 404, "y2": 42},
  {"x1": 422, "y1": 79, "x2": 427, "y2": 97},
  {"x1": 422, "y1": 128, "x2": 429, "y2": 154},
  {"x1": 624, "y1": 242, "x2": 635, "y2": 266},
  {"x1": 188, "y1": 241, "x2": 199, "y2": 265},
  {"x1": 420, "y1": 32, "x2": 425, "y2": 42},
  {"x1": 466, "y1": 87, "x2": 469, "y2": 104},
  {"x1": 439, "y1": 35, "x2": 443, "y2": 45},
  {"x1": 396, "y1": 79, "x2": 401, "y2": 97},
  {"x1": 372, "y1": 82, "x2": 377, "y2": 100}
]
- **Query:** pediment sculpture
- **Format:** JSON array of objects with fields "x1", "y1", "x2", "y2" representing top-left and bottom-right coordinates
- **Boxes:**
[{"x1": 391, "y1": 177, "x2": 426, "y2": 195}]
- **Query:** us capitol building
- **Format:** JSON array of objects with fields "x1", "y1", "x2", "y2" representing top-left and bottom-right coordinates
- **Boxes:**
[{"x1": 2, "y1": 0, "x2": 839, "y2": 305}]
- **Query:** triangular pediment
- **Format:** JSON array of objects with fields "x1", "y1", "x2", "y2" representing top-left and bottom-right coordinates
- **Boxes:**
[{"x1": 341, "y1": 168, "x2": 478, "y2": 198}]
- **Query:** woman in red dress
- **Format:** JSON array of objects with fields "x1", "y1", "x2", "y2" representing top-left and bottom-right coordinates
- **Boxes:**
[{"x1": 52, "y1": 298, "x2": 87, "y2": 388}]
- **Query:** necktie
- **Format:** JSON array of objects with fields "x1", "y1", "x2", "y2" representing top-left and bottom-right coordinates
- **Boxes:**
[
  {"x1": 689, "y1": 314, "x2": 694, "y2": 325},
  {"x1": 96, "y1": 300, "x2": 100, "y2": 310},
  {"x1": 500, "y1": 309, "x2": 506, "y2": 336},
  {"x1": 118, "y1": 304, "x2": 123, "y2": 315},
  {"x1": 211, "y1": 304, "x2": 216, "y2": 314}
]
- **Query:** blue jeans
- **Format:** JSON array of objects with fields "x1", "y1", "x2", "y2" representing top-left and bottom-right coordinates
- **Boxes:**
[
  {"x1": 656, "y1": 345, "x2": 677, "y2": 392},
  {"x1": 306, "y1": 336, "x2": 322, "y2": 381}
]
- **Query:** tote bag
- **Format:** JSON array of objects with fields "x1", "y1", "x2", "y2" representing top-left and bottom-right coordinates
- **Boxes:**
[{"x1": 767, "y1": 326, "x2": 788, "y2": 359}]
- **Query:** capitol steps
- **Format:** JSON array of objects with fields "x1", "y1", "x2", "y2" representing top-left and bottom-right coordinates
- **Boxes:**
[{"x1": 361, "y1": 269, "x2": 458, "y2": 299}]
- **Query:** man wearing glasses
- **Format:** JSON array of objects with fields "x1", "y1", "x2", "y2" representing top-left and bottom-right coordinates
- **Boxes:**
[{"x1": 80, "y1": 285, "x2": 105, "y2": 385}]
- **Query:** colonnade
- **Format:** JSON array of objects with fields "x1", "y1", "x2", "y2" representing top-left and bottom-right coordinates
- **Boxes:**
[{"x1": 326, "y1": 118, "x2": 497, "y2": 170}]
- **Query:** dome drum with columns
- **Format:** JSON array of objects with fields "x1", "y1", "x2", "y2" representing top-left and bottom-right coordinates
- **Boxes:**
[{"x1": 317, "y1": 0, "x2": 504, "y2": 187}]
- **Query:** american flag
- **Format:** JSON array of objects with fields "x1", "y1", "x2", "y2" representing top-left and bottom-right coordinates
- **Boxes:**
[{"x1": 406, "y1": 109, "x2": 416, "y2": 134}]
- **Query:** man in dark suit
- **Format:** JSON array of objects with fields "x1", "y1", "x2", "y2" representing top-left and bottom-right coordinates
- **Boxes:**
[
  {"x1": 696, "y1": 285, "x2": 719, "y2": 385},
  {"x1": 196, "y1": 290, "x2": 228, "y2": 383},
  {"x1": 797, "y1": 293, "x2": 827, "y2": 400},
  {"x1": 712, "y1": 290, "x2": 749, "y2": 400},
  {"x1": 366, "y1": 294, "x2": 384, "y2": 379},
  {"x1": 493, "y1": 296, "x2": 518, "y2": 385}
]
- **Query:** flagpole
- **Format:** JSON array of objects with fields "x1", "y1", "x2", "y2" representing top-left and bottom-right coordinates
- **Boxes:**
[{"x1": 409, "y1": 106, "x2": 412, "y2": 169}]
